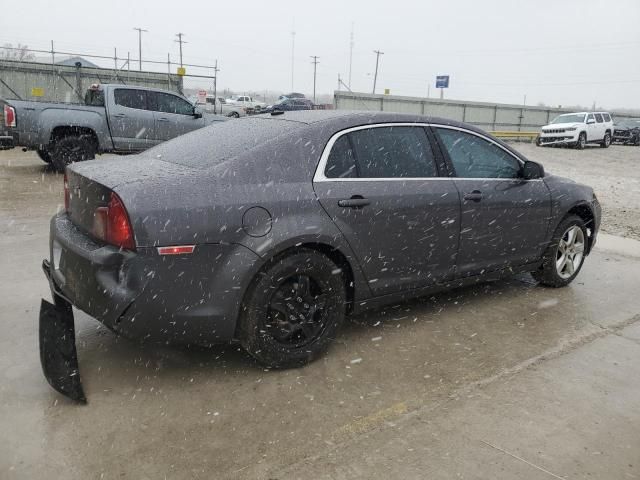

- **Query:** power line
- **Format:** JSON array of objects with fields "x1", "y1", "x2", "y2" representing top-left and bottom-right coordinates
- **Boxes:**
[
  {"x1": 175, "y1": 32, "x2": 187, "y2": 67},
  {"x1": 310, "y1": 56, "x2": 319, "y2": 103},
  {"x1": 133, "y1": 27, "x2": 148, "y2": 71},
  {"x1": 372, "y1": 50, "x2": 383, "y2": 94}
]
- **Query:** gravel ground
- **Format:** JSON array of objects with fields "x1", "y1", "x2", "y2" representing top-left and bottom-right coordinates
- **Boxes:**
[{"x1": 510, "y1": 142, "x2": 640, "y2": 240}]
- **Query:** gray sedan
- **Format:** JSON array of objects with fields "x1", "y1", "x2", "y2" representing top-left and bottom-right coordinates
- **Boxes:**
[{"x1": 39, "y1": 111, "x2": 600, "y2": 402}]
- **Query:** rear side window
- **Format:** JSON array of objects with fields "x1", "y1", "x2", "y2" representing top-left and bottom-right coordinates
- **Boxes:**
[
  {"x1": 436, "y1": 128, "x2": 521, "y2": 179},
  {"x1": 114, "y1": 89, "x2": 147, "y2": 110},
  {"x1": 325, "y1": 135, "x2": 357, "y2": 178},
  {"x1": 349, "y1": 126, "x2": 437, "y2": 178},
  {"x1": 595, "y1": 113, "x2": 603, "y2": 123},
  {"x1": 602, "y1": 113, "x2": 611, "y2": 122}
]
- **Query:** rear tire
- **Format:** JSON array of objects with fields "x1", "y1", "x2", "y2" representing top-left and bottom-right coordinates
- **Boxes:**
[
  {"x1": 36, "y1": 149, "x2": 52, "y2": 164},
  {"x1": 238, "y1": 249, "x2": 347, "y2": 368},
  {"x1": 50, "y1": 135, "x2": 96, "y2": 173},
  {"x1": 228, "y1": 111, "x2": 240, "y2": 118},
  {"x1": 575, "y1": 132, "x2": 586, "y2": 150},
  {"x1": 532, "y1": 215, "x2": 587, "y2": 288},
  {"x1": 600, "y1": 132, "x2": 611, "y2": 148}
]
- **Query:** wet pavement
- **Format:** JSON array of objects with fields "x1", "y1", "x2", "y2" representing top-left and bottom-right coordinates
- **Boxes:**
[{"x1": 1, "y1": 149, "x2": 640, "y2": 479}]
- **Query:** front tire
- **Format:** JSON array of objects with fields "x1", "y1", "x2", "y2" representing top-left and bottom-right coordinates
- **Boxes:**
[
  {"x1": 50, "y1": 135, "x2": 96, "y2": 173},
  {"x1": 575, "y1": 132, "x2": 586, "y2": 150},
  {"x1": 532, "y1": 215, "x2": 587, "y2": 287},
  {"x1": 238, "y1": 249, "x2": 347, "y2": 368},
  {"x1": 600, "y1": 132, "x2": 611, "y2": 148}
]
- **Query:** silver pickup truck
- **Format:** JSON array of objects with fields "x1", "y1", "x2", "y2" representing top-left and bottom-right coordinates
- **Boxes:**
[{"x1": 0, "y1": 84, "x2": 226, "y2": 171}]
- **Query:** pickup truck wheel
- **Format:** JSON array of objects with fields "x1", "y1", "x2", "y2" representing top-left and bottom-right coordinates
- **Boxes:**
[
  {"x1": 50, "y1": 135, "x2": 96, "y2": 173},
  {"x1": 36, "y1": 149, "x2": 52, "y2": 164},
  {"x1": 600, "y1": 132, "x2": 611, "y2": 148}
]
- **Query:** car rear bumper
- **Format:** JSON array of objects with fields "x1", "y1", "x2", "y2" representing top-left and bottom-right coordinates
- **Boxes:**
[{"x1": 46, "y1": 213, "x2": 261, "y2": 345}]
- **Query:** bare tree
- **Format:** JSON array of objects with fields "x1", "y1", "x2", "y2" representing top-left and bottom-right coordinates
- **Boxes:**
[{"x1": 0, "y1": 43, "x2": 36, "y2": 61}]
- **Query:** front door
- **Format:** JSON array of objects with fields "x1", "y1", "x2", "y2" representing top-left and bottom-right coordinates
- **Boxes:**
[
  {"x1": 149, "y1": 91, "x2": 205, "y2": 141},
  {"x1": 313, "y1": 125, "x2": 460, "y2": 296},
  {"x1": 585, "y1": 113, "x2": 599, "y2": 142},
  {"x1": 433, "y1": 126, "x2": 551, "y2": 276}
]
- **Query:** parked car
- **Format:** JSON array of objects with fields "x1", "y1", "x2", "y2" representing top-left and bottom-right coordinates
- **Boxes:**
[
  {"x1": 0, "y1": 84, "x2": 226, "y2": 171},
  {"x1": 40, "y1": 111, "x2": 600, "y2": 402},
  {"x1": 263, "y1": 98, "x2": 314, "y2": 113},
  {"x1": 537, "y1": 112, "x2": 613, "y2": 149},
  {"x1": 225, "y1": 95, "x2": 266, "y2": 111},
  {"x1": 203, "y1": 96, "x2": 248, "y2": 118},
  {"x1": 612, "y1": 118, "x2": 640, "y2": 146}
]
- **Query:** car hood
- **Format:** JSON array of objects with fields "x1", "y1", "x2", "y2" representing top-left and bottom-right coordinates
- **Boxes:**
[{"x1": 542, "y1": 122, "x2": 581, "y2": 131}]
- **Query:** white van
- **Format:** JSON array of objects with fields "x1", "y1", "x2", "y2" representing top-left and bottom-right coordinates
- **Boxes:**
[{"x1": 537, "y1": 112, "x2": 613, "y2": 149}]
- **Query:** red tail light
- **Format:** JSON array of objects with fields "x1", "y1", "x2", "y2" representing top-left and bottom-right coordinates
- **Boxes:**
[
  {"x1": 63, "y1": 173, "x2": 70, "y2": 212},
  {"x1": 4, "y1": 105, "x2": 16, "y2": 127},
  {"x1": 92, "y1": 192, "x2": 136, "y2": 250}
]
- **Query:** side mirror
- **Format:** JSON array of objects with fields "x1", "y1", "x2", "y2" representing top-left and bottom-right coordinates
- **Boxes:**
[
  {"x1": 587, "y1": 119, "x2": 596, "y2": 124},
  {"x1": 193, "y1": 107, "x2": 203, "y2": 119},
  {"x1": 522, "y1": 160, "x2": 544, "y2": 180}
]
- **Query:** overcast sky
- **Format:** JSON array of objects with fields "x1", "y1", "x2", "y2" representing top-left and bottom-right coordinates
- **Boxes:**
[{"x1": 3, "y1": 0, "x2": 640, "y2": 108}]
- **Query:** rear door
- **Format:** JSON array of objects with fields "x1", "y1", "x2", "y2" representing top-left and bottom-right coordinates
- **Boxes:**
[
  {"x1": 433, "y1": 126, "x2": 551, "y2": 277},
  {"x1": 149, "y1": 91, "x2": 205, "y2": 141},
  {"x1": 108, "y1": 88, "x2": 156, "y2": 151},
  {"x1": 313, "y1": 124, "x2": 460, "y2": 296}
]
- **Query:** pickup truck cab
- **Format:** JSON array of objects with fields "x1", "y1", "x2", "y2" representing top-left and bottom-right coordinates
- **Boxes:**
[
  {"x1": 1, "y1": 84, "x2": 226, "y2": 171},
  {"x1": 537, "y1": 112, "x2": 613, "y2": 149}
]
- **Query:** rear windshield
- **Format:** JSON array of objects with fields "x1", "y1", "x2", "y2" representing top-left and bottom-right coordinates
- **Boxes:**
[{"x1": 142, "y1": 117, "x2": 303, "y2": 169}]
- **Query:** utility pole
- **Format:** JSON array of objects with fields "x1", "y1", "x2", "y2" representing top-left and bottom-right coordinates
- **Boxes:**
[
  {"x1": 290, "y1": 20, "x2": 296, "y2": 91},
  {"x1": 348, "y1": 22, "x2": 354, "y2": 88},
  {"x1": 372, "y1": 50, "x2": 383, "y2": 94},
  {"x1": 133, "y1": 27, "x2": 148, "y2": 71},
  {"x1": 310, "y1": 56, "x2": 319, "y2": 104},
  {"x1": 175, "y1": 33, "x2": 187, "y2": 67},
  {"x1": 213, "y1": 59, "x2": 220, "y2": 114}
]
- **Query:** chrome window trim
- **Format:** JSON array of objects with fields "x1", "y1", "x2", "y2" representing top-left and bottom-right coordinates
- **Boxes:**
[{"x1": 313, "y1": 122, "x2": 539, "y2": 183}]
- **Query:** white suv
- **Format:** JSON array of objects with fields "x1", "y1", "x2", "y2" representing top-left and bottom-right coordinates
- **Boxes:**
[{"x1": 537, "y1": 112, "x2": 613, "y2": 149}]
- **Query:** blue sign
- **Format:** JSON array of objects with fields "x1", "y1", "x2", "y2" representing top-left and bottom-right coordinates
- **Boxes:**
[{"x1": 436, "y1": 75, "x2": 450, "y2": 88}]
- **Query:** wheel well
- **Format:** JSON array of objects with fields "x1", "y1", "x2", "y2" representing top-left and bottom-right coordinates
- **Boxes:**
[
  {"x1": 50, "y1": 126, "x2": 99, "y2": 148},
  {"x1": 566, "y1": 204, "x2": 595, "y2": 252}
]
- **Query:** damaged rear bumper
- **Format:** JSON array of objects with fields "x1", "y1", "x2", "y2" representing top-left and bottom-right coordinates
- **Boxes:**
[{"x1": 40, "y1": 259, "x2": 86, "y2": 403}]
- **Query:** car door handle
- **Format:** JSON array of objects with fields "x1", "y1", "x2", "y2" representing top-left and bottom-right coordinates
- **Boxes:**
[
  {"x1": 157, "y1": 117, "x2": 170, "y2": 122},
  {"x1": 463, "y1": 190, "x2": 483, "y2": 202},
  {"x1": 338, "y1": 196, "x2": 370, "y2": 209},
  {"x1": 112, "y1": 113, "x2": 126, "y2": 118}
]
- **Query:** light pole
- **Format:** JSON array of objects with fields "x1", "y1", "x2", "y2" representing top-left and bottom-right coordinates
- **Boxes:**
[
  {"x1": 175, "y1": 33, "x2": 187, "y2": 67},
  {"x1": 372, "y1": 50, "x2": 383, "y2": 94},
  {"x1": 133, "y1": 27, "x2": 148, "y2": 71},
  {"x1": 310, "y1": 56, "x2": 319, "y2": 103}
]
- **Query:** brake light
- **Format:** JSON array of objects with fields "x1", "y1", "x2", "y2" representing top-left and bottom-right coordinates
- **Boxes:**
[
  {"x1": 92, "y1": 192, "x2": 136, "y2": 250},
  {"x1": 63, "y1": 174, "x2": 70, "y2": 212},
  {"x1": 4, "y1": 105, "x2": 16, "y2": 127}
]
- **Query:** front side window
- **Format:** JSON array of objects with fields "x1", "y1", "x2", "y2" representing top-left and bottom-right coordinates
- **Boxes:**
[
  {"x1": 349, "y1": 126, "x2": 437, "y2": 178},
  {"x1": 114, "y1": 89, "x2": 147, "y2": 110},
  {"x1": 436, "y1": 128, "x2": 521, "y2": 179},
  {"x1": 595, "y1": 113, "x2": 603, "y2": 123},
  {"x1": 152, "y1": 92, "x2": 194, "y2": 115},
  {"x1": 587, "y1": 113, "x2": 595, "y2": 122}
]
